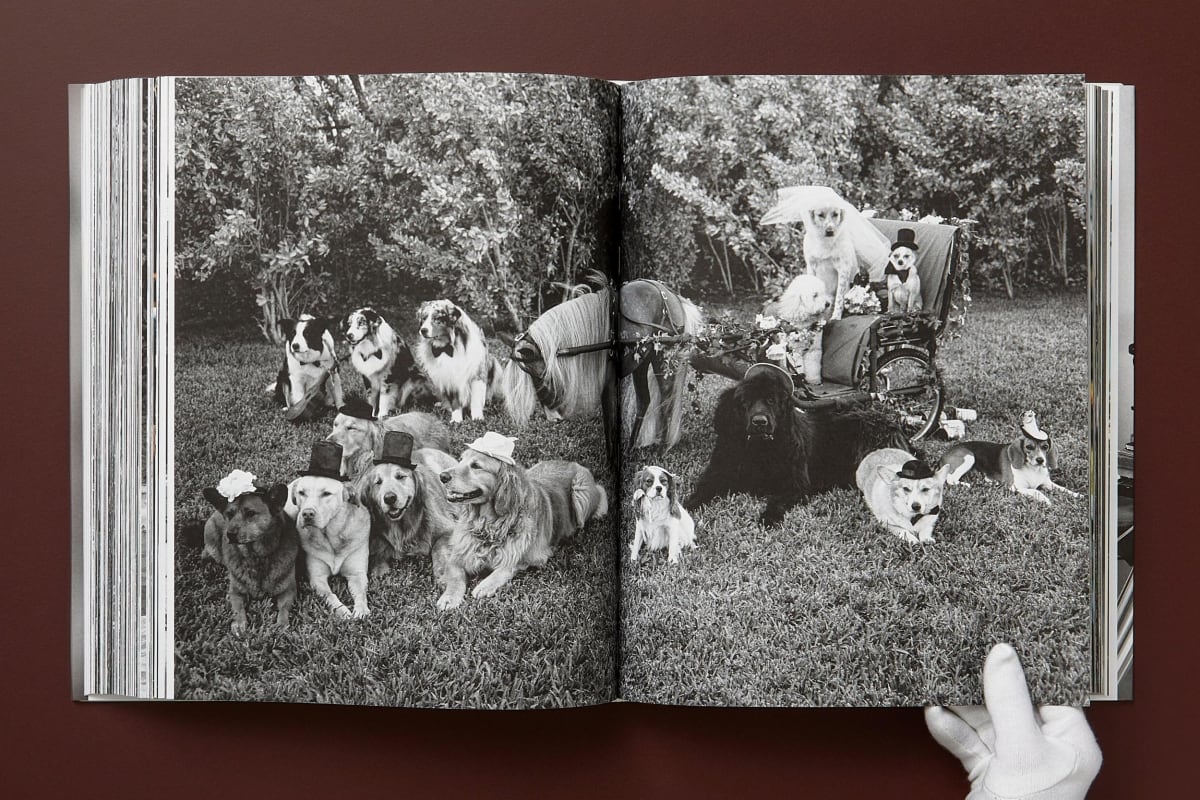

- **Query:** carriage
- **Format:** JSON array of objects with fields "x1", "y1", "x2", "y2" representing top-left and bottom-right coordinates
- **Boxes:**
[
  {"x1": 687, "y1": 217, "x2": 966, "y2": 442},
  {"x1": 502, "y1": 217, "x2": 965, "y2": 449}
]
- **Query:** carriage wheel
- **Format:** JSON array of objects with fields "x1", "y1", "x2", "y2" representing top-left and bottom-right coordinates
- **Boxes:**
[{"x1": 866, "y1": 348, "x2": 944, "y2": 442}]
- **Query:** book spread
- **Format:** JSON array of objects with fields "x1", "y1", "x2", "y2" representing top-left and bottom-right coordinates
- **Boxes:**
[{"x1": 69, "y1": 73, "x2": 1134, "y2": 709}]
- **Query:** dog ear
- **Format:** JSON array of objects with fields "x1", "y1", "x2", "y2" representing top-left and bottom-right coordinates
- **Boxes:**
[
  {"x1": 666, "y1": 473, "x2": 683, "y2": 518},
  {"x1": 448, "y1": 304, "x2": 462, "y2": 325},
  {"x1": 492, "y1": 463, "x2": 525, "y2": 517},
  {"x1": 1008, "y1": 440, "x2": 1026, "y2": 468},
  {"x1": 202, "y1": 487, "x2": 228, "y2": 512},
  {"x1": 712, "y1": 386, "x2": 745, "y2": 440},
  {"x1": 631, "y1": 488, "x2": 644, "y2": 518},
  {"x1": 307, "y1": 317, "x2": 330, "y2": 338},
  {"x1": 284, "y1": 479, "x2": 300, "y2": 517},
  {"x1": 876, "y1": 465, "x2": 900, "y2": 484},
  {"x1": 1046, "y1": 438, "x2": 1059, "y2": 470},
  {"x1": 277, "y1": 318, "x2": 296, "y2": 339},
  {"x1": 265, "y1": 483, "x2": 289, "y2": 513}
]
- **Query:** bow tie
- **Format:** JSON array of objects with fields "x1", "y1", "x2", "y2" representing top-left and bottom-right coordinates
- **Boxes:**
[
  {"x1": 885, "y1": 264, "x2": 911, "y2": 282},
  {"x1": 910, "y1": 505, "x2": 941, "y2": 525},
  {"x1": 431, "y1": 342, "x2": 454, "y2": 358},
  {"x1": 367, "y1": 349, "x2": 383, "y2": 361}
]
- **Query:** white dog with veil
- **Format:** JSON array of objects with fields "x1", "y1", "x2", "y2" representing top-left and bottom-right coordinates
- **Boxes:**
[{"x1": 761, "y1": 186, "x2": 891, "y2": 320}]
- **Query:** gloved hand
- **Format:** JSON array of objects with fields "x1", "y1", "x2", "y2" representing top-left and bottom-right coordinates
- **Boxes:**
[{"x1": 925, "y1": 643, "x2": 1102, "y2": 799}]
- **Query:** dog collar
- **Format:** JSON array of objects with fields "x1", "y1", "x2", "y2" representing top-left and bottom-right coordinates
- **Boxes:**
[
  {"x1": 910, "y1": 505, "x2": 941, "y2": 525},
  {"x1": 884, "y1": 264, "x2": 911, "y2": 282}
]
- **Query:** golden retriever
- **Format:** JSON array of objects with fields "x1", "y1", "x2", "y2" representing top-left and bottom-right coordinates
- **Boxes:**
[
  {"x1": 435, "y1": 446, "x2": 608, "y2": 609},
  {"x1": 326, "y1": 407, "x2": 451, "y2": 477},
  {"x1": 353, "y1": 447, "x2": 459, "y2": 582},
  {"x1": 802, "y1": 204, "x2": 857, "y2": 320}
]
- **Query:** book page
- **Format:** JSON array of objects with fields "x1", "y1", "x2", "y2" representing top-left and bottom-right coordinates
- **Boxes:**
[
  {"x1": 617, "y1": 74, "x2": 1095, "y2": 706},
  {"x1": 171, "y1": 73, "x2": 621, "y2": 708}
]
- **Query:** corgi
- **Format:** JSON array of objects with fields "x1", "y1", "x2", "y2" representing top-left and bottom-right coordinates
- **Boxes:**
[
  {"x1": 856, "y1": 448, "x2": 949, "y2": 544},
  {"x1": 630, "y1": 466, "x2": 696, "y2": 564},
  {"x1": 938, "y1": 411, "x2": 1082, "y2": 505}
]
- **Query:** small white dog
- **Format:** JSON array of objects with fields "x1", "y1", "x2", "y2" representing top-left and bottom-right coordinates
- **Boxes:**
[
  {"x1": 762, "y1": 273, "x2": 832, "y2": 385},
  {"x1": 884, "y1": 228, "x2": 923, "y2": 314},
  {"x1": 856, "y1": 448, "x2": 949, "y2": 544},
  {"x1": 630, "y1": 466, "x2": 696, "y2": 564}
]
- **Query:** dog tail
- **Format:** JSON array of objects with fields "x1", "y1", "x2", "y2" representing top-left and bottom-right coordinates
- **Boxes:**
[{"x1": 569, "y1": 470, "x2": 608, "y2": 531}]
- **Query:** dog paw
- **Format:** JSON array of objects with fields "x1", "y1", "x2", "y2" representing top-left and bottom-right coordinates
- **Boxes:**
[
  {"x1": 918, "y1": 534, "x2": 936, "y2": 544},
  {"x1": 230, "y1": 620, "x2": 247, "y2": 636},
  {"x1": 436, "y1": 592, "x2": 463, "y2": 611},
  {"x1": 472, "y1": 580, "x2": 505, "y2": 599},
  {"x1": 332, "y1": 604, "x2": 353, "y2": 620},
  {"x1": 351, "y1": 605, "x2": 370, "y2": 620},
  {"x1": 369, "y1": 563, "x2": 392, "y2": 579}
]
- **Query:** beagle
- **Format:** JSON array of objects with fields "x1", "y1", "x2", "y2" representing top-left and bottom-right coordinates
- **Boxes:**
[{"x1": 938, "y1": 411, "x2": 1082, "y2": 505}]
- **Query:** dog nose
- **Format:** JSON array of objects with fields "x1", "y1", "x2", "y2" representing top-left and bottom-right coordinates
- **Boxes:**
[
  {"x1": 911, "y1": 502, "x2": 922, "y2": 512},
  {"x1": 227, "y1": 530, "x2": 238, "y2": 543},
  {"x1": 291, "y1": 343, "x2": 301, "y2": 351},
  {"x1": 384, "y1": 491, "x2": 397, "y2": 506},
  {"x1": 751, "y1": 414, "x2": 769, "y2": 428},
  {"x1": 440, "y1": 471, "x2": 451, "y2": 484}
]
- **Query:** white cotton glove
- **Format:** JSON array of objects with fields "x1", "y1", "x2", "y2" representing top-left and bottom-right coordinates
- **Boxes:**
[{"x1": 925, "y1": 643, "x2": 1102, "y2": 800}]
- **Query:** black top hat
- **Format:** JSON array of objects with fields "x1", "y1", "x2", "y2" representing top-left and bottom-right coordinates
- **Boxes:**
[
  {"x1": 338, "y1": 396, "x2": 377, "y2": 421},
  {"x1": 374, "y1": 431, "x2": 417, "y2": 469},
  {"x1": 897, "y1": 459, "x2": 935, "y2": 480},
  {"x1": 890, "y1": 228, "x2": 920, "y2": 252},
  {"x1": 298, "y1": 440, "x2": 350, "y2": 481},
  {"x1": 744, "y1": 362, "x2": 796, "y2": 394}
]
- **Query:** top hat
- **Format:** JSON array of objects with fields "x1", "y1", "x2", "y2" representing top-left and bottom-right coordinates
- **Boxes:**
[
  {"x1": 890, "y1": 228, "x2": 920, "y2": 252},
  {"x1": 744, "y1": 362, "x2": 796, "y2": 395},
  {"x1": 375, "y1": 431, "x2": 417, "y2": 469},
  {"x1": 337, "y1": 396, "x2": 377, "y2": 421},
  {"x1": 298, "y1": 440, "x2": 350, "y2": 481},
  {"x1": 897, "y1": 459, "x2": 935, "y2": 480},
  {"x1": 466, "y1": 431, "x2": 518, "y2": 466}
]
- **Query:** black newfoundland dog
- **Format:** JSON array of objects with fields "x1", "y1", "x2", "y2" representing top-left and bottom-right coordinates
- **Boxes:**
[{"x1": 685, "y1": 363, "x2": 912, "y2": 526}]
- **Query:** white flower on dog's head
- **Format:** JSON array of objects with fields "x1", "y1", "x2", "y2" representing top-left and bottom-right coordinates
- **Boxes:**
[
  {"x1": 216, "y1": 469, "x2": 259, "y2": 503},
  {"x1": 755, "y1": 314, "x2": 780, "y2": 330}
]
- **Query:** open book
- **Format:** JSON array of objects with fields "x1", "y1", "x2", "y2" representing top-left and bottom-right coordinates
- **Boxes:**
[{"x1": 69, "y1": 73, "x2": 1133, "y2": 708}]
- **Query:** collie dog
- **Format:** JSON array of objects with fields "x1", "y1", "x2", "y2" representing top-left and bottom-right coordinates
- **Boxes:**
[
  {"x1": 341, "y1": 307, "x2": 423, "y2": 418},
  {"x1": 274, "y1": 314, "x2": 345, "y2": 410},
  {"x1": 500, "y1": 290, "x2": 611, "y2": 424},
  {"x1": 413, "y1": 299, "x2": 498, "y2": 424},
  {"x1": 434, "y1": 432, "x2": 608, "y2": 609},
  {"x1": 351, "y1": 431, "x2": 459, "y2": 583}
]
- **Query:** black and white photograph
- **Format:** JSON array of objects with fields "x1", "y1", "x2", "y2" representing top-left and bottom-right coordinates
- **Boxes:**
[
  {"x1": 616, "y1": 74, "x2": 1094, "y2": 706},
  {"x1": 171, "y1": 73, "x2": 623, "y2": 707}
]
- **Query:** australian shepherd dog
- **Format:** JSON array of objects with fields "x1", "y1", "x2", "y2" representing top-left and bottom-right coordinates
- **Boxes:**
[
  {"x1": 341, "y1": 307, "x2": 423, "y2": 418},
  {"x1": 413, "y1": 299, "x2": 499, "y2": 424},
  {"x1": 434, "y1": 434, "x2": 608, "y2": 609}
]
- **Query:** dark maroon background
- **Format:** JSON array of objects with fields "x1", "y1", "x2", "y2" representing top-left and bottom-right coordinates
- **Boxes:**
[{"x1": 2, "y1": 1, "x2": 1194, "y2": 795}]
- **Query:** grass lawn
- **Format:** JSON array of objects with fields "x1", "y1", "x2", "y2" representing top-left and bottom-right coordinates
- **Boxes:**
[
  {"x1": 619, "y1": 292, "x2": 1093, "y2": 707},
  {"x1": 173, "y1": 321, "x2": 618, "y2": 708}
]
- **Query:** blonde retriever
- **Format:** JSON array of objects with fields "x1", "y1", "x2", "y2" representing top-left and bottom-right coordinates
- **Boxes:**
[
  {"x1": 287, "y1": 474, "x2": 372, "y2": 619},
  {"x1": 326, "y1": 407, "x2": 451, "y2": 477},
  {"x1": 802, "y1": 203, "x2": 857, "y2": 320},
  {"x1": 435, "y1": 453, "x2": 608, "y2": 609},
  {"x1": 353, "y1": 447, "x2": 459, "y2": 581}
]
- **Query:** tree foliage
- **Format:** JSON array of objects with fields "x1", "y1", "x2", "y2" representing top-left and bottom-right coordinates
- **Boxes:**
[
  {"x1": 176, "y1": 74, "x2": 619, "y2": 339},
  {"x1": 623, "y1": 75, "x2": 1085, "y2": 298}
]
